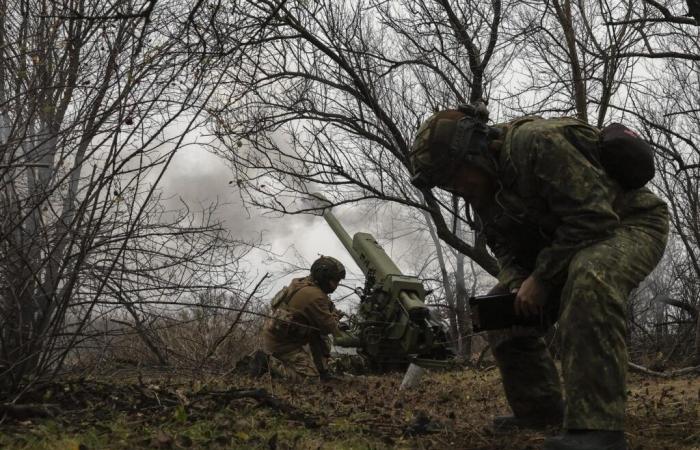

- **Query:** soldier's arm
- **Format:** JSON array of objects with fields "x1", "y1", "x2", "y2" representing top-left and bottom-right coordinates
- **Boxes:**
[
  {"x1": 527, "y1": 126, "x2": 620, "y2": 286},
  {"x1": 488, "y1": 232, "x2": 529, "y2": 291},
  {"x1": 307, "y1": 333, "x2": 331, "y2": 373},
  {"x1": 304, "y1": 295, "x2": 340, "y2": 335}
]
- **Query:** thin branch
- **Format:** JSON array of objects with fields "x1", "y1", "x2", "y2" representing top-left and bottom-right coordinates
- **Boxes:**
[{"x1": 629, "y1": 361, "x2": 700, "y2": 377}]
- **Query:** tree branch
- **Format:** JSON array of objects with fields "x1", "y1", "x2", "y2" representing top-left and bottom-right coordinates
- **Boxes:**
[{"x1": 629, "y1": 361, "x2": 700, "y2": 377}]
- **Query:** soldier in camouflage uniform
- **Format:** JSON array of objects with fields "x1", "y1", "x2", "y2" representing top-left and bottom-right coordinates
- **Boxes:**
[
  {"x1": 260, "y1": 256, "x2": 346, "y2": 382},
  {"x1": 410, "y1": 108, "x2": 668, "y2": 450}
]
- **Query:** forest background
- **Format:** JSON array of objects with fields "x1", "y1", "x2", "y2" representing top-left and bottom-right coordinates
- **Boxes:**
[{"x1": 1, "y1": 0, "x2": 699, "y2": 448}]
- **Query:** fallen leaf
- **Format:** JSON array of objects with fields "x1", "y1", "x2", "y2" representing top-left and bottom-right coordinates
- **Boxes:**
[
  {"x1": 234, "y1": 431, "x2": 249, "y2": 441},
  {"x1": 152, "y1": 429, "x2": 173, "y2": 448}
]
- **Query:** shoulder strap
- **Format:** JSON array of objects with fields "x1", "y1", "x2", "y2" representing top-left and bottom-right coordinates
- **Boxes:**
[{"x1": 270, "y1": 284, "x2": 309, "y2": 310}]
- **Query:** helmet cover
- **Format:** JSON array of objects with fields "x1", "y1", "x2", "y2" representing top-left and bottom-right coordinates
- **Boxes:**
[
  {"x1": 410, "y1": 105, "x2": 495, "y2": 189},
  {"x1": 310, "y1": 256, "x2": 346, "y2": 292}
]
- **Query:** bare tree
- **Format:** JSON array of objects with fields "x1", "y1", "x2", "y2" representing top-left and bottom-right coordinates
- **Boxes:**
[
  {"x1": 631, "y1": 68, "x2": 700, "y2": 363},
  {"x1": 419, "y1": 205, "x2": 489, "y2": 358},
  {"x1": 499, "y1": 0, "x2": 645, "y2": 125},
  {"x1": 204, "y1": 0, "x2": 700, "y2": 366},
  {"x1": 0, "y1": 0, "x2": 268, "y2": 393},
  {"x1": 210, "y1": 0, "x2": 520, "y2": 276},
  {"x1": 204, "y1": 0, "x2": 522, "y2": 359}
]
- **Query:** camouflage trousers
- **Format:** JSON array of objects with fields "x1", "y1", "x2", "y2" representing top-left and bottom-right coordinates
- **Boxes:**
[
  {"x1": 266, "y1": 335, "x2": 332, "y2": 383},
  {"x1": 488, "y1": 214, "x2": 668, "y2": 430}
]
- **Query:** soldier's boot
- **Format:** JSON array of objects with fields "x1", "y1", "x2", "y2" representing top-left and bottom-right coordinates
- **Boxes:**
[
  {"x1": 318, "y1": 369, "x2": 343, "y2": 382},
  {"x1": 543, "y1": 430, "x2": 626, "y2": 450},
  {"x1": 492, "y1": 410, "x2": 562, "y2": 432},
  {"x1": 492, "y1": 397, "x2": 563, "y2": 431}
]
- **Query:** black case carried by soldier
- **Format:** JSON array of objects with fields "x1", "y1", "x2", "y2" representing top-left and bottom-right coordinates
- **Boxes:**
[{"x1": 469, "y1": 293, "x2": 555, "y2": 332}]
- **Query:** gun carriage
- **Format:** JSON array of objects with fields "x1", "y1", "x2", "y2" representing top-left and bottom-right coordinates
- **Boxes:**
[{"x1": 313, "y1": 194, "x2": 453, "y2": 371}]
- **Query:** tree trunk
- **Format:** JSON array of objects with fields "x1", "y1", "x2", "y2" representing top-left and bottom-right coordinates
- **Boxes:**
[
  {"x1": 454, "y1": 254, "x2": 472, "y2": 358},
  {"x1": 695, "y1": 307, "x2": 700, "y2": 365},
  {"x1": 654, "y1": 295, "x2": 700, "y2": 364},
  {"x1": 422, "y1": 209, "x2": 459, "y2": 352},
  {"x1": 552, "y1": 0, "x2": 588, "y2": 122}
]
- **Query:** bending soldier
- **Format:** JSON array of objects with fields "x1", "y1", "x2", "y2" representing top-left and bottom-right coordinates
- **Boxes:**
[
  {"x1": 409, "y1": 106, "x2": 668, "y2": 450},
  {"x1": 259, "y1": 255, "x2": 346, "y2": 382}
]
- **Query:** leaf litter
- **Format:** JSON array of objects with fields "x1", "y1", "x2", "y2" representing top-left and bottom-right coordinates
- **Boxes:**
[{"x1": 0, "y1": 368, "x2": 697, "y2": 449}]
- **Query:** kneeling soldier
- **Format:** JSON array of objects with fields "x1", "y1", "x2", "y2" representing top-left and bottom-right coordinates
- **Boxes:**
[{"x1": 261, "y1": 255, "x2": 345, "y2": 382}]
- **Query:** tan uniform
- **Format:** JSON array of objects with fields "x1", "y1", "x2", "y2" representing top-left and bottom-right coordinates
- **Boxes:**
[{"x1": 262, "y1": 277, "x2": 339, "y2": 381}]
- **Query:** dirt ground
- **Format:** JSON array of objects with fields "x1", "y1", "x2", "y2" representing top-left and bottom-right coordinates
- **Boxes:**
[{"x1": 0, "y1": 367, "x2": 698, "y2": 449}]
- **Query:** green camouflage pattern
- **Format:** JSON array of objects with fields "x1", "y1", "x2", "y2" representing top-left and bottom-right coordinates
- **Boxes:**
[
  {"x1": 409, "y1": 111, "x2": 459, "y2": 176},
  {"x1": 559, "y1": 209, "x2": 667, "y2": 429},
  {"x1": 409, "y1": 110, "x2": 496, "y2": 185},
  {"x1": 491, "y1": 336, "x2": 564, "y2": 418},
  {"x1": 481, "y1": 117, "x2": 669, "y2": 430}
]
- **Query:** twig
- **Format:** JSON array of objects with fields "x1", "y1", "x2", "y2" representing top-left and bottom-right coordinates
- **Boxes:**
[
  {"x1": 204, "y1": 388, "x2": 318, "y2": 427},
  {"x1": 0, "y1": 403, "x2": 59, "y2": 419},
  {"x1": 0, "y1": 163, "x2": 51, "y2": 169},
  {"x1": 629, "y1": 362, "x2": 700, "y2": 378},
  {"x1": 201, "y1": 273, "x2": 270, "y2": 364}
]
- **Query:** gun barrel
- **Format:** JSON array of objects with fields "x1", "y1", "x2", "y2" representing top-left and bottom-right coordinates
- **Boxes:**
[
  {"x1": 353, "y1": 232, "x2": 402, "y2": 280},
  {"x1": 311, "y1": 193, "x2": 365, "y2": 273},
  {"x1": 322, "y1": 208, "x2": 355, "y2": 256}
]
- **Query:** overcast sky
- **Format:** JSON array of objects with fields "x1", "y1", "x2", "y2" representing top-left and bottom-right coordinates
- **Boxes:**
[{"x1": 159, "y1": 143, "x2": 394, "y2": 310}]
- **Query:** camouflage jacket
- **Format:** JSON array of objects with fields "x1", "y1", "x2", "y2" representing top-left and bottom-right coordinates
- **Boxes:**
[
  {"x1": 481, "y1": 116, "x2": 668, "y2": 290},
  {"x1": 263, "y1": 276, "x2": 339, "y2": 355}
]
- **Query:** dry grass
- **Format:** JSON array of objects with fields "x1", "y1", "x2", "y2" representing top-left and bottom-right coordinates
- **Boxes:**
[{"x1": 0, "y1": 367, "x2": 697, "y2": 449}]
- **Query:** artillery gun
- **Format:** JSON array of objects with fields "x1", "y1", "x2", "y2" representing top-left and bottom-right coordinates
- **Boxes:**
[{"x1": 313, "y1": 194, "x2": 453, "y2": 371}]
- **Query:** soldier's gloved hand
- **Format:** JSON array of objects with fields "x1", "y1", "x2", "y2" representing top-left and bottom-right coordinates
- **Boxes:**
[{"x1": 514, "y1": 275, "x2": 547, "y2": 317}]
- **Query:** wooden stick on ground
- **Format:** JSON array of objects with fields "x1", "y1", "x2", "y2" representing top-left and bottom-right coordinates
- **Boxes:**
[
  {"x1": 0, "y1": 403, "x2": 59, "y2": 419},
  {"x1": 629, "y1": 362, "x2": 700, "y2": 378}
]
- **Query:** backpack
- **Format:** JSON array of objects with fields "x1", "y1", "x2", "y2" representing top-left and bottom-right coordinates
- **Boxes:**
[
  {"x1": 265, "y1": 285, "x2": 307, "y2": 340},
  {"x1": 270, "y1": 286, "x2": 291, "y2": 309}
]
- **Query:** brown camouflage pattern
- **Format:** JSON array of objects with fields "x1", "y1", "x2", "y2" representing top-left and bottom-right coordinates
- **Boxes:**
[
  {"x1": 268, "y1": 336, "x2": 333, "y2": 382},
  {"x1": 262, "y1": 277, "x2": 338, "y2": 381}
]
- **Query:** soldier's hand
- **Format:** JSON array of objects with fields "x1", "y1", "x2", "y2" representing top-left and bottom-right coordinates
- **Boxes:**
[{"x1": 514, "y1": 275, "x2": 547, "y2": 317}]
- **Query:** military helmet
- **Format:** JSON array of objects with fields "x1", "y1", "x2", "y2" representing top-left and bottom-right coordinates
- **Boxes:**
[
  {"x1": 310, "y1": 255, "x2": 346, "y2": 288},
  {"x1": 410, "y1": 103, "x2": 499, "y2": 190}
]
